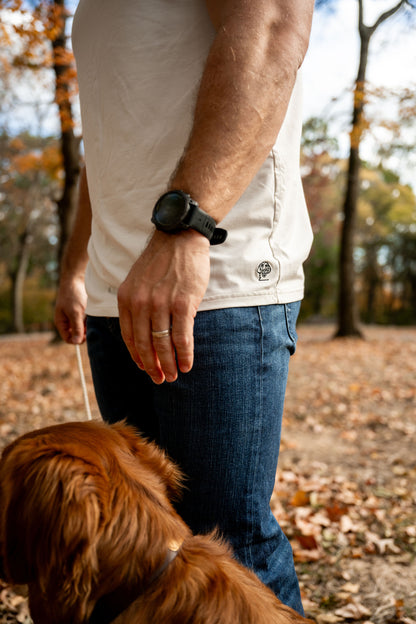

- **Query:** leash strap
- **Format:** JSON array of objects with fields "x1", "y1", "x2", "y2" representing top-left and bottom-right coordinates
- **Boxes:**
[{"x1": 75, "y1": 344, "x2": 92, "y2": 421}]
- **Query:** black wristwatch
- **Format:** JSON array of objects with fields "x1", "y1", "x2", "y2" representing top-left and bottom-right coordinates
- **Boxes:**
[{"x1": 151, "y1": 190, "x2": 227, "y2": 245}]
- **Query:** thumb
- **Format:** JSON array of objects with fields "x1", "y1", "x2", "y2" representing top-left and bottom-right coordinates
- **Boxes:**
[
  {"x1": 69, "y1": 313, "x2": 86, "y2": 344},
  {"x1": 54, "y1": 307, "x2": 86, "y2": 344}
]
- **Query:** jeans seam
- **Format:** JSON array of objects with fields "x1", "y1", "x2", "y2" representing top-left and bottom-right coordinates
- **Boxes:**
[{"x1": 246, "y1": 306, "x2": 264, "y2": 570}]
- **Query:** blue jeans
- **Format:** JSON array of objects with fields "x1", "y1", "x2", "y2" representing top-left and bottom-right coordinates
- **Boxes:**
[{"x1": 86, "y1": 303, "x2": 303, "y2": 614}]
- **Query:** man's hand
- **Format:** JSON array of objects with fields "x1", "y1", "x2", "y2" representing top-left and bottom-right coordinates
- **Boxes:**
[
  {"x1": 117, "y1": 229, "x2": 210, "y2": 384},
  {"x1": 54, "y1": 276, "x2": 88, "y2": 344}
]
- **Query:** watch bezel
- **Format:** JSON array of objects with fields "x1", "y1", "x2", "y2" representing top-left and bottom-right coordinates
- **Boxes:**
[
  {"x1": 151, "y1": 190, "x2": 190, "y2": 232},
  {"x1": 152, "y1": 190, "x2": 228, "y2": 245}
]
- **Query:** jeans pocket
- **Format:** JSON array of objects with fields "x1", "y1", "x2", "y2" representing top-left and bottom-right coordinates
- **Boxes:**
[{"x1": 284, "y1": 301, "x2": 301, "y2": 355}]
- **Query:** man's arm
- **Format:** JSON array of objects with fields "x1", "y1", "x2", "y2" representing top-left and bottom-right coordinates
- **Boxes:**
[
  {"x1": 54, "y1": 166, "x2": 91, "y2": 344},
  {"x1": 117, "y1": 0, "x2": 314, "y2": 384},
  {"x1": 172, "y1": 0, "x2": 314, "y2": 219}
]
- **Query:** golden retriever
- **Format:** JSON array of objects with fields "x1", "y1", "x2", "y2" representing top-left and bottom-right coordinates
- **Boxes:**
[{"x1": 0, "y1": 420, "x2": 313, "y2": 623}]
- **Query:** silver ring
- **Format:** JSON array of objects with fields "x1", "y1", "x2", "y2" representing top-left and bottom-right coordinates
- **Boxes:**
[{"x1": 151, "y1": 328, "x2": 171, "y2": 338}]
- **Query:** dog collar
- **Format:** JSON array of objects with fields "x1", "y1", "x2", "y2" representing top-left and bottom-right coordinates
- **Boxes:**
[{"x1": 89, "y1": 541, "x2": 182, "y2": 624}]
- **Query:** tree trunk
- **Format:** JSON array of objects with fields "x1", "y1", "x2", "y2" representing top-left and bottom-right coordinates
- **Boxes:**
[
  {"x1": 336, "y1": 144, "x2": 363, "y2": 337},
  {"x1": 50, "y1": 0, "x2": 81, "y2": 269},
  {"x1": 335, "y1": 5, "x2": 370, "y2": 338},
  {"x1": 56, "y1": 130, "x2": 81, "y2": 268},
  {"x1": 10, "y1": 228, "x2": 31, "y2": 333},
  {"x1": 334, "y1": 0, "x2": 408, "y2": 337}
]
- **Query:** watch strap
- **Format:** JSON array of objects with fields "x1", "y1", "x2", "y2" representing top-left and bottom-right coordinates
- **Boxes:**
[
  {"x1": 185, "y1": 201, "x2": 227, "y2": 245},
  {"x1": 210, "y1": 227, "x2": 228, "y2": 245}
]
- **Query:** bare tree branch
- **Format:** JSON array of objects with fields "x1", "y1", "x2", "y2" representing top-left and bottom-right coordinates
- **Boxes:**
[{"x1": 369, "y1": 0, "x2": 408, "y2": 34}]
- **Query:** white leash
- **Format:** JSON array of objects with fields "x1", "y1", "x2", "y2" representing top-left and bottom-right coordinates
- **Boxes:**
[{"x1": 75, "y1": 343, "x2": 92, "y2": 420}]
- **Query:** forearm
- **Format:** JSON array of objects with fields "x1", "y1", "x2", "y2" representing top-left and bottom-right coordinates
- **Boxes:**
[
  {"x1": 171, "y1": 0, "x2": 314, "y2": 222},
  {"x1": 55, "y1": 167, "x2": 90, "y2": 343},
  {"x1": 59, "y1": 166, "x2": 91, "y2": 282}
]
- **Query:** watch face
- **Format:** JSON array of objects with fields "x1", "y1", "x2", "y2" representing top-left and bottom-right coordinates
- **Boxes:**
[{"x1": 154, "y1": 191, "x2": 188, "y2": 230}]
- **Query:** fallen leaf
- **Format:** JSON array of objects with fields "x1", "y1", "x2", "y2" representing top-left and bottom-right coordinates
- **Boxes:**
[
  {"x1": 335, "y1": 600, "x2": 371, "y2": 620},
  {"x1": 296, "y1": 534, "x2": 319, "y2": 550},
  {"x1": 340, "y1": 582, "x2": 360, "y2": 594},
  {"x1": 326, "y1": 503, "x2": 349, "y2": 523},
  {"x1": 316, "y1": 614, "x2": 342, "y2": 624},
  {"x1": 291, "y1": 490, "x2": 310, "y2": 507}
]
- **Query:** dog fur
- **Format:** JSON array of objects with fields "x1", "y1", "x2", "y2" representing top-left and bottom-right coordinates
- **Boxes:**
[{"x1": 0, "y1": 420, "x2": 313, "y2": 623}]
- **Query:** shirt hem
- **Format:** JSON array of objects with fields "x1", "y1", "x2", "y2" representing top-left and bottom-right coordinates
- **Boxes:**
[{"x1": 86, "y1": 288, "x2": 305, "y2": 318}]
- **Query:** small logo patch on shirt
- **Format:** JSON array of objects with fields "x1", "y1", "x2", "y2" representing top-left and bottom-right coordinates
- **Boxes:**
[{"x1": 256, "y1": 261, "x2": 272, "y2": 281}]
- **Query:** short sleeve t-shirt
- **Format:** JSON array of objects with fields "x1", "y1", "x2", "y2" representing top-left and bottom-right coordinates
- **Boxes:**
[{"x1": 72, "y1": 0, "x2": 313, "y2": 316}]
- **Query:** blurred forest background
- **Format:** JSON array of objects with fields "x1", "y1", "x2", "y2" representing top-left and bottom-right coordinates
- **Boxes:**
[
  {"x1": 0, "y1": 3, "x2": 415, "y2": 623},
  {"x1": 0, "y1": 0, "x2": 415, "y2": 336}
]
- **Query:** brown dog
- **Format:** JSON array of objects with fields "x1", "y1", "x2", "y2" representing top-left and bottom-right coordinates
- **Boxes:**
[{"x1": 0, "y1": 420, "x2": 313, "y2": 624}]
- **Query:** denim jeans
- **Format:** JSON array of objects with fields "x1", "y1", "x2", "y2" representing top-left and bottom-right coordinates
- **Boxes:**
[{"x1": 86, "y1": 303, "x2": 303, "y2": 614}]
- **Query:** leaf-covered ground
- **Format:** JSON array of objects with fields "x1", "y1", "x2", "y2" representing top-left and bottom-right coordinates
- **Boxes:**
[{"x1": 0, "y1": 325, "x2": 415, "y2": 624}]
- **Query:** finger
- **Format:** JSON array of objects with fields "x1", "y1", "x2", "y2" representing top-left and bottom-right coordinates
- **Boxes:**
[
  {"x1": 118, "y1": 284, "x2": 163, "y2": 381},
  {"x1": 54, "y1": 309, "x2": 72, "y2": 343},
  {"x1": 69, "y1": 312, "x2": 86, "y2": 345},
  {"x1": 171, "y1": 311, "x2": 195, "y2": 374},
  {"x1": 151, "y1": 323, "x2": 178, "y2": 383},
  {"x1": 131, "y1": 310, "x2": 165, "y2": 384},
  {"x1": 54, "y1": 308, "x2": 83, "y2": 345},
  {"x1": 119, "y1": 306, "x2": 144, "y2": 369}
]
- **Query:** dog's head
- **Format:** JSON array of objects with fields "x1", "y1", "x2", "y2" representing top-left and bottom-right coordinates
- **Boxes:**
[{"x1": 0, "y1": 420, "x2": 185, "y2": 623}]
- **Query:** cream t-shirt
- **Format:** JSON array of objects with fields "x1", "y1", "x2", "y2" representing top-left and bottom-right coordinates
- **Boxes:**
[{"x1": 72, "y1": 0, "x2": 313, "y2": 316}]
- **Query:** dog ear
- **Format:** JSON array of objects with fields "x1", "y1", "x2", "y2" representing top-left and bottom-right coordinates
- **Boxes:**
[
  {"x1": 0, "y1": 442, "x2": 104, "y2": 622},
  {"x1": 112, "y1": 421, "x2": 184, "y2": 501}
]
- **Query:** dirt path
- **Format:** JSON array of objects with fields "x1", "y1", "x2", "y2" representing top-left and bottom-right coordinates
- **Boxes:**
[
  {"x1": 0, "y1": 325, "x2": 415, "y2": 623},
  {"x1": 279, "y1": 325, "x2": 416, "y2": 623}
]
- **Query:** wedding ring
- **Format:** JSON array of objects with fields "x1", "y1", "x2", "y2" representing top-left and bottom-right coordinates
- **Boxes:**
[{"x1": 151, "y1": 328, "x2": 171, "y2": 338}]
